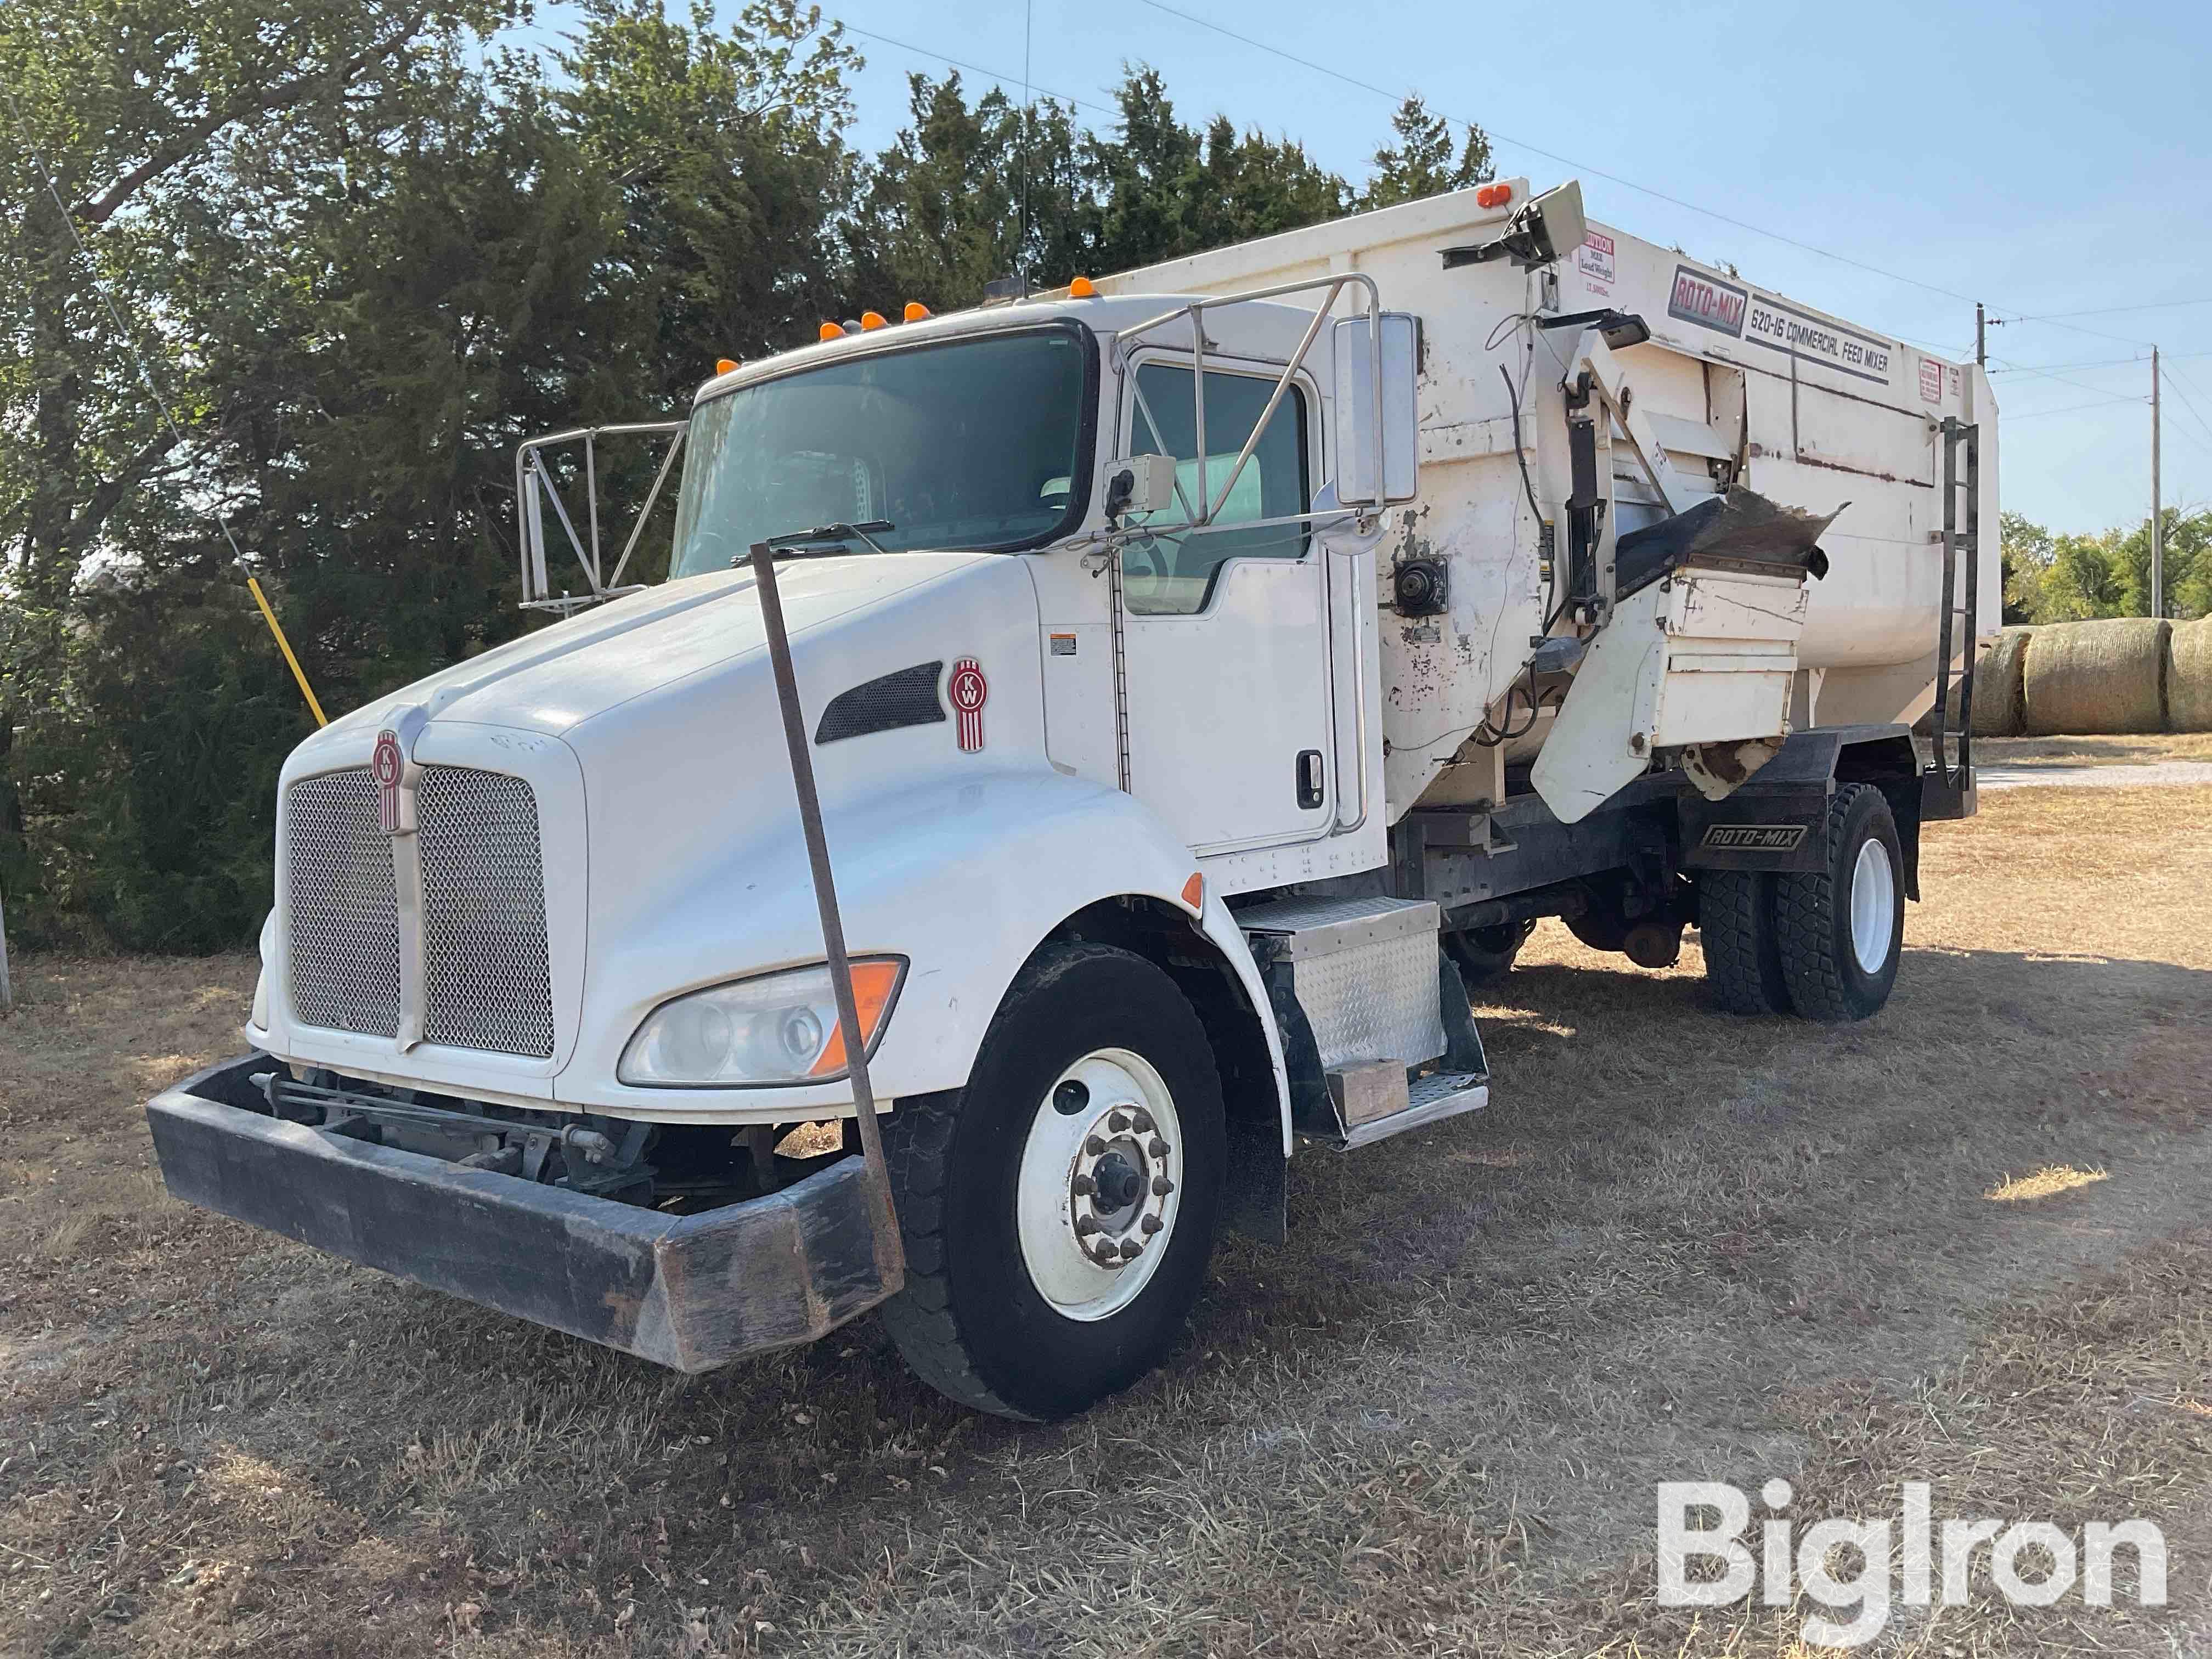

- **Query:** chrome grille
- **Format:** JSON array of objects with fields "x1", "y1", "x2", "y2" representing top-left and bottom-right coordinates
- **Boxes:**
[
  {"x1": 416, "y1": 766, "x2": 556, "y2": 1059},
  {"x1": 285, "y1": 769, "x2": 402, "y2": 1037}
]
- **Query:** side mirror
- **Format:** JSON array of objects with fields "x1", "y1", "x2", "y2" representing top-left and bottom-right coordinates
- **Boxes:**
[
  {"x1": 1440, "y1": 179, "x2": 1588, "y2": 272},
  {"x1": 1331, "y1": 313, "x2": 1420, "y2": 509}
]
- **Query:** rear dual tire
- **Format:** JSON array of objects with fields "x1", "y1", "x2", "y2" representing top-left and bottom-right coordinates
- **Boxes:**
[{"x1": 1702, "y1": 782, "x2": 1903, "y2": 1023}]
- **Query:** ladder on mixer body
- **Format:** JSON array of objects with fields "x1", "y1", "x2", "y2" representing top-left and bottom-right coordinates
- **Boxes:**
[{"x1": 1928, "y1": 416, "x2": 1981, "y2": 793}]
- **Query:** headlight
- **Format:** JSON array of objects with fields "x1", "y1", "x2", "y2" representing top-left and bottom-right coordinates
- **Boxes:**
[{"x1": 618, "y1": 958, "x2": 906, "y2": 1087}]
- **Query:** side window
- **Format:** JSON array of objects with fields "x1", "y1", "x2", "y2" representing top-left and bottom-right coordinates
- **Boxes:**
[{"x1": 1126, "y1": 363, "x2": 1310, "y2": 616}]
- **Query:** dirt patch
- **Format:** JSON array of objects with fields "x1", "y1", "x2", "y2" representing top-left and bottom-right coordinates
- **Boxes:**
[{"x1": 4, "y1": 789, "x2": 2210, "y2": 1655}]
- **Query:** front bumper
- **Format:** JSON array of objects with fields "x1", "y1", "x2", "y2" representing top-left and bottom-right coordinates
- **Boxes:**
[{"x1": 145, "y1": 1057, "x2": 896, "y2": 1373}]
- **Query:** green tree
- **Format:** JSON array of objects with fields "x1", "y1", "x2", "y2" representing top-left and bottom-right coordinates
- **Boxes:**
[
  {"x1": 1360, "y1": 94, "x2": 1491, "y2": 210},
  {"x1": 1999, "y1": 510, "x2": 2055, "y2": 625}
]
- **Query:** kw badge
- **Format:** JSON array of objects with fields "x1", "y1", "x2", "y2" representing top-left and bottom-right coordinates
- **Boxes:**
[
  {"x1": 373, "y1": 729, "x2": 405, "y2": 834},
  {"x1": 949, "y1": 658, "x2": 988, "y2": 752}
]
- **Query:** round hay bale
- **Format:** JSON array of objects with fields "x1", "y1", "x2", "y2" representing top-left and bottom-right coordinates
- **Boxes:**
[
  {"x1": 2021, "y1": 618, "x2": 2170, "y2": 735},
  {"x1": 2168, "y1": 617, "x2": 2212, "y2": 732},
  {"x1": 1943, "y1": 627, "x2": 2030, "y2": 736}
]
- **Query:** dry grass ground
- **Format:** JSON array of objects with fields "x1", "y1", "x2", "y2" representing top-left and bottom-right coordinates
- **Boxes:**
[
  {"x1": 1971, "y1": 730, "x2": 2212, "y2": 766},
  {"x1": 4, "y1": 783, "x2": 2211, "y2": 1657}
]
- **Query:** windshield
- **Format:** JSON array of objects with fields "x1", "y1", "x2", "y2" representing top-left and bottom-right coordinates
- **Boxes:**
[{"x1": 669, "y1": 325, "x2": 1093, "y2": 577}]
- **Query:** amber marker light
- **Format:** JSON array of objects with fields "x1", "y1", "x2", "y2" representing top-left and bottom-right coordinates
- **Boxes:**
[
  {"x1": 903, "y1": 301, "x2": 931, "y2": 322},
  {"x1": 715, "y1": 358, "x2": 738, "y2": 374},
  {"x1": 1476, "y1": 183, "x2": 1514, "y2": 209},
  {"x1": 1069, "y1": 275, "x2": 1098, "y2": 297},
  {"x1": 1181, "y1": 872, "x2": 1205, "y2": 911},
  {"x1": 806, "y1": 958, "x2": 906, "y2": 1077},
  {"x1": 860, "y1": 310, "x2": 889, "y2": 330},
  {"x1": 819, "y1": 321, "x2": 846, "y2": 341}
]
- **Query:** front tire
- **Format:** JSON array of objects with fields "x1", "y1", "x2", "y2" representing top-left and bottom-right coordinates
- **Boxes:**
[
  {"x1": 1773, "y1": 783, "x2": 1904, "y2": 1022},
  {"x1": 878, "y1": 943, "x2": 1225, "y2": 1420}
]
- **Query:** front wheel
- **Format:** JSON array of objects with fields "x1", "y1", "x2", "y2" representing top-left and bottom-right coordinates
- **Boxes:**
[
  {"x1": 878, "y1": 943, "x2": 1225, "y2": 1420},
  {"x1": 1773, "y1": 783, "x2": 1905, "y2": 1022}
]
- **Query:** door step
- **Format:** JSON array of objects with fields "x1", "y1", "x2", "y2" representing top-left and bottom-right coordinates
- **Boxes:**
[{"x1": 1325, "y1": 1065, "x2": 1489, "y2": 1150}]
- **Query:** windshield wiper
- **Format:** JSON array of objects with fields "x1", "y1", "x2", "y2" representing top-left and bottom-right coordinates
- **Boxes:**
[{"x1": 741, "y1": 520, "x2": 896, "y2": 563}]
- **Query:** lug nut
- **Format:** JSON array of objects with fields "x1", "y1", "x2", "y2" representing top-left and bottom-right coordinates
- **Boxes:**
[
  {"x1": 1140, "y1": 1214, "x2": 1163, "y2": 1235},
  {"x1": 1118, "y1": 1238, "x2": 1143, "y2": 1260},
  {"x1": 1130, "y1": 1109, "x2": 1154, "y2": 1133},
  {"x1": 1152, "y1": 1175, "x2": 1175, "y2": 1196},
  {"x1": 1071, "y1": 1173, "x2": 1096, "y2": 1197},
  {"x1": 1085, "y1": 1135, "x2": 1107, "y2": 1156},
  {"x1": 1148, "y1": 1137, "x2": 1170, "y2": 1159},
  {"x1": 1093, "y1": 1243, "x2": 1122, "y2": 1266},
  {"x1": 1108, "y1": 1110, "x2": 1131, "y2": 1133},
  {"x1": 1076, "y1": 1215, "x2": 1099, "y2": 1236}
]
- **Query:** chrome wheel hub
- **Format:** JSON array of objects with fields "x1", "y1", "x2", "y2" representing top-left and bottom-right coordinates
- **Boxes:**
[{"x1": 1016, "y1": 1048, "x2": 1182, "y2": 1320}]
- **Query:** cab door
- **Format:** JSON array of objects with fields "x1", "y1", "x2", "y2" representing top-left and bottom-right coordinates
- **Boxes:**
[{"x1": 1118, "y1": 356, "x2": 1336, "y2": 854}]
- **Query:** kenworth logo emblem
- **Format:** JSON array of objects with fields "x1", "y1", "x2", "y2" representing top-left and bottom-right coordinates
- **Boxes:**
[
  {"x1": 1702, "y1": 823, "x2": 1808, "y2": 853},
  {"x1": 372, "y1": 729, "x2": 405, "y2": 834},
  {"x1": 949, "y1": 658, "x2": 988, "y2": 752}
]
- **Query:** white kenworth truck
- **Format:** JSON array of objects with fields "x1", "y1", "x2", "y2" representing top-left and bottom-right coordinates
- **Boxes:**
[{"x1": 149, "y1": 179, "x2": 1998, "y2": 1419}]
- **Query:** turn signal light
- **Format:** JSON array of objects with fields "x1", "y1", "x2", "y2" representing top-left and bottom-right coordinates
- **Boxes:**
[
  {"x1": 819, "y1": 320, "x2": 846, "y2": 341},
  {"x1": 860, "y1": 310, "x2": 889, "y2": 330},
  {"x1": 1180, "y1": 871, "x2": 1205, "y2": 912},
  {"x1": 714, "y1": 357, "x2": 738, "y2": 375},
  {"x1": 1476, "y1": 183, "x2": 1514, "y2": 210},
  {"x1": 807, "y1": 959, "x2": 906, "y2": 1077},
  {"x1": 1069, "y1": 275, "x2": 1097, "y2": 298},
  {"x1": 904, "y1": 301, "x2": 931, "y2": 321}
]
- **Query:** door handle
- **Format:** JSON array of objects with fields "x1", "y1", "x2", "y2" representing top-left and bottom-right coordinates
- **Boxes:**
[{"x1": 1296, "y1": 749, "x2": 1325, "y2": 810}]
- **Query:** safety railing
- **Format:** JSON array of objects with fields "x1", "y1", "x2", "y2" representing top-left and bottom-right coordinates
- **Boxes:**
[{"x1": 515, "y1": 421, "x2": 687, "y2": 614}]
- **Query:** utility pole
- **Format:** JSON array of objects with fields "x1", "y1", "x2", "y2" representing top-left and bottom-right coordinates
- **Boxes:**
[
  {"x1": 1975, "y1": 302, "x2": 1985, "y2": 368},
  {"x1": 2151, "y1": 347, "x2": 2163, "y2": 619}
]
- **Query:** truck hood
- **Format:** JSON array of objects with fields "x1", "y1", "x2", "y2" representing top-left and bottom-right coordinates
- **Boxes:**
[{"x1": 306, "y1": 550, "x2": 1000, "y2": 749}]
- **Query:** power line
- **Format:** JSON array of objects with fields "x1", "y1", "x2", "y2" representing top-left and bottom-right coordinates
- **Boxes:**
[
  {"x1": 1990, "y1": 356, "x2": 2155, "y2": 403},
  {"x1": 1135, "y1": 0, "x2": 2003, "y2": 310},
  {"x1": 2159, "y1": 363, "x2": 2212, "y2": 455},
  {"x1": 2004, "y1": 396, "x2": 2148, "y2": 421},
  {"x1": 2010, "y1": 296, "x2": 2212, "y2": 322},
  {"x1": 835, "y1": 19, "x2": 1113, "y2": 117}
]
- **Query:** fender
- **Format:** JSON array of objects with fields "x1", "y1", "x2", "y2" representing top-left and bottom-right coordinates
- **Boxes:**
[{"x1": 559, "y1": 766, "x2": 1295, "y2": 1150}]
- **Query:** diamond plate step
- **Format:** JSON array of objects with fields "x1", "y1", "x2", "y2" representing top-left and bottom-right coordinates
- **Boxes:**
[{"x1": 1334, "y1": 1070, "x2": 1488, "y2": 1151}]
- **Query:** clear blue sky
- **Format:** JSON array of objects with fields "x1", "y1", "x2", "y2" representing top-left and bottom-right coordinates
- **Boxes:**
[{"x1": 537, "y1": 0, "x2": 2212, "y2": 535}]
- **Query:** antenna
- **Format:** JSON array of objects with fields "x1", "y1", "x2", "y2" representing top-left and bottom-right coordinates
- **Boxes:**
[{"x1": 1018, "y1": 0, "x2": 1033, "y2": 297}]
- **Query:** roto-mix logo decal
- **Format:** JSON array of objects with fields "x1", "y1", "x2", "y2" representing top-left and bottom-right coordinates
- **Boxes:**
[
  {"x1": 1667, "y1": 265, "x2": 1749, "y2": 337},
  {"x1": 1658, "y1": 1480, "x2": 2169, "y2": 1648}
]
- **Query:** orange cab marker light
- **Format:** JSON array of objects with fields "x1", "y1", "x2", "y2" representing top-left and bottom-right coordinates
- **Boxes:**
[
  {"x1": 1180, "y1": 872, "x2": 1205, "y2": 912},
  {"x1": 819, "y1": 320, "x2": 846, "y2": 341},
  {"x1": 903, "y1": 301, "x2": 931, "y2": 322},
  {"x1": 807, "y1": 958, "x2": 905, "y2": 1078},
  {"x1": 1476, "y1": 183, "x2": 1514, "y2": 210},
  {"x1": 1069, "y1": 275, "x2": 1097, "y2": 298},
  {"x1": 860, "y1": 310, "x2": 889, "y2": 331},
  {"x1": 715, "y1": 357, "x2": 739, "y2": 375}
]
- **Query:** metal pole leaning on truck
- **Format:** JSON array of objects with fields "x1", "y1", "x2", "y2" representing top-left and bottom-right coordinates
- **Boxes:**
[{"x1": 747, "y1": 540, "x2": 907, "y2": 1289}]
